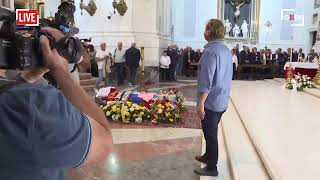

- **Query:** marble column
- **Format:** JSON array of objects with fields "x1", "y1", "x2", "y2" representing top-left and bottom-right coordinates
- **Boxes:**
[{"x1": 313, "y1": 10, "x2": 320, "y2": 52}]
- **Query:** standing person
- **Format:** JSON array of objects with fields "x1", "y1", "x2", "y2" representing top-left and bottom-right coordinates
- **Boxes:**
[
  {"x1": 95, "y1": 43, "x2": 109, "y2": 92},
  {"x1": 167, "y1": 44, "x2": 178, "y2": 81},
  {"x1": 176, "y1": 48, "x2": 184, "y2": 76},
  {"x1": 194, "y1": 19, "x2": 232, "y2": 177},
  {"x1": 183, "y1": 47, "x2": 196, "y2": 77},
  {"x1": 159, "y1": 51, "x2": 171, "y2": 81},
  {"x1": 88, "y1": 45, "x2": 98, "y2": 77},
  {"x1": 231, "y1": 48, "x2": 238, "y2": 80},
  {"x1": 125, "y1": 43, "x2": 141, "y2": 87},
  {"x1": 113, "y1": 42, "x2": 126, "y2": 86},
  {"x1": 0, "y1": 27, "x2": 113, "y2": 180}
]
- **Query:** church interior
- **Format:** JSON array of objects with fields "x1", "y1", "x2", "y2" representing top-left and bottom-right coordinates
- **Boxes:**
[{"x1": 1, "y1": 0, "x2": 320, "y2": 180}]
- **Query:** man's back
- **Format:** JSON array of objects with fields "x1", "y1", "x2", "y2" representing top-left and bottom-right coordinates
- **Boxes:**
[
  {"x1": 126, "y1": 47, "x2": 140, "y2": 66},
  {"x1": 0, "y1": 82, "x2": 91, "y2": 180},
  {"x1": 198, "y1": 40, "x2": 233, "y2": 112}
]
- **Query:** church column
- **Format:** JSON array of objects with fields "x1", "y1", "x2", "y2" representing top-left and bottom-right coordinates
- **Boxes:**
[{"x1": 313, "y1": 10, "x2": 320, "y2": 52}]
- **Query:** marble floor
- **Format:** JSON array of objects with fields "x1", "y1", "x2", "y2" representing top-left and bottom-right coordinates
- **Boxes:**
[
  {"x1": 230, "y1": 80, "x2": 320, "y2": 180},
  {"x1": 69, "y1": 79, "x2": 320, "y2": 180}
]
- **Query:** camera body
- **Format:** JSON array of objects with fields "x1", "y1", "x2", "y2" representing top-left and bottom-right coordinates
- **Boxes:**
[{"x1": 0, "y1": 1, "x2": 83, "y2": 70}]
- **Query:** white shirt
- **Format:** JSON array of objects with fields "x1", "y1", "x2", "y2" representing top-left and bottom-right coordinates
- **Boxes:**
[
  {"x1": 96, "y1": 49, "x2": 108, "y2": 69},
  {"x1": 160, "y1": 55, "x2": 171, "y2": 69},
  {"x1": 232, "y1": 55, "x2": 238, "y2": 68},
  {"x1": 114, "y1": 49, "x2": 126, "y2": 63}
]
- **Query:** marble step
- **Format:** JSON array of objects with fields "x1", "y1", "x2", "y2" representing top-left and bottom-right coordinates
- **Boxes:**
[
  {"x1": 80, "y1": 78, "x2": 97, "y2": 86},
  {"x1": 304, "y1": 87, "x2": 320, "y2": 98},
  {"x1": 221, "y1": 100, "x2": 271, "y2": 180},
  {"x1": 79, "y1": 73, "x2": 93, "y2": 80},
  {"x1": 200, "y1": 130, "x2": 232, "y2": 180}
]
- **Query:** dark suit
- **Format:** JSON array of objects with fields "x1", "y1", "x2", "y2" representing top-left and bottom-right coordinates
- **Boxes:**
[
  {"x1": 125, "y1": 47, "x2": 141, "y2": 84},
  {"x1": 249, "y1": 52, "x2": 261, "y2": 64},
  {"x1": 183, "y1": 50, "x2": 196, "y2": 77},
  {"x1": 307, "y1": 53, "x2": 319, "y2": 62},
  {"x1": 298, "y1": 53, "x2": 305, "y2": 61},
  {"x1": 240, "y1": 50, "x2": 250, "y2": 64},
  {"x1": 167, "y1": 48, "x2": 178, "y2": 81}
]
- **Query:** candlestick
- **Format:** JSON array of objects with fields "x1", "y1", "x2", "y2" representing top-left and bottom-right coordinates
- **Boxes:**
[{"x1": 290, "y1": 48, "x2": 293, "y2": 62}]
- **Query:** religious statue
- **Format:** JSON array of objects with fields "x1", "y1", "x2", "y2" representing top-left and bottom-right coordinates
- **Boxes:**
[
  {"x1": 224, "y1": 19, "x2": 232, "y2": 37},
  {"x1": 241, "y1": 20, "x2": 249, "y2": 38},
  {"x1": 230, "y1": 0, "x2": 246, "y2": 20},
  {"x1": 233, "y1": 24, "x2": 241, "y2": 38}
]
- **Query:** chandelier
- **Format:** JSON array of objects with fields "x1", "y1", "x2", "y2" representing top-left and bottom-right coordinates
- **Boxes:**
[
  {"x1": 80, "y1": 0, "x2": 97, "y2": 16},
  {"x1": 112, "y1": 0, "x2": 128, "y2": 16}
]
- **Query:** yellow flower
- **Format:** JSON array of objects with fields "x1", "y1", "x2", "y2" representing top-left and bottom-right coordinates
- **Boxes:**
[
  {"x1": 112, "y1": 106, "x2": 117, "y2": 112},
  {"x1": 165, "y1": 102, "x2": 171, "y2": 107},
  {"x1": 157, "y1": 104, "x2": 162, "y2": 109},
  {"x1": 117, "y1": 108, "x2": 121, "y2": 113},
  {"x1": 125, "y1": 112, "x2": 130, "y2": 116},
  {"x1": 126, "y1": 101, "x2": 132, "y2": 107},
  {"x1": 161, "y1": 105, "x2": 165, "y2": 109},
  {"x1": 140, "y1": 112, "x2": 145, "y2": 116},
  {"x1": 169, "y1": 118, "x2": 174, "y2": 123},
  {"x1": 135, "y1": 105, "x2": 141, "y2": 111}
]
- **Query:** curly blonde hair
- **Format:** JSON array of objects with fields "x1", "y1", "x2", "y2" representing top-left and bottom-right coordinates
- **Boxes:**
[{"x1": 206, "y1": 19, "x2": 225, "y2": 40}]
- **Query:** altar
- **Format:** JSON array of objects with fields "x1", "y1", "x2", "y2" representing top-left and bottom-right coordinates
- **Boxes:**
[{"x1": 284, "y1": 62, "x2": 319, "y2": 79}]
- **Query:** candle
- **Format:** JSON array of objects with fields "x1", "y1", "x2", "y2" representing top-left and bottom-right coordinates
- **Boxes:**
[{"x1": 290, "y1": 48, "x2": 293, "y2": 62}]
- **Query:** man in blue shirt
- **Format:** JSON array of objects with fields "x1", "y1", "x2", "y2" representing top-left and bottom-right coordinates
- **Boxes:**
[
  {"x1": 0, "y1": 27, "x2": 113, "y2": 180},
  {"x1": 194, "y1": 19, "x2": 233, "y2": 177}
]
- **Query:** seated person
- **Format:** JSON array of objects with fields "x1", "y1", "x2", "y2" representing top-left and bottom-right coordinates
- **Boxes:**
[
  {"x1": 249, "y1": 47, "x2": 261, "y2": 64},
  {"x1": 307, "y1": 49, "x2": 319, "y2": 62},
  {"x1": 265, "y1": 49, "x2": 273, "y2": 65},
  {"x1": 239, "y1": 46, "x2": 250, "y2": 64},
  {"x1": 298, "y1": 48, "x2": 305, "y2": 62}
]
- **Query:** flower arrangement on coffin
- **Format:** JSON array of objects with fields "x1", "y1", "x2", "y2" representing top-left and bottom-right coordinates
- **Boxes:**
[
  {"x1": 98, "y1": 88, "x2": 186, "y2": 124},
  {"x1": 285, "y1": 73, "x2": 316, "y2": 91},
  {"x1": 102, "y1": 101, "x2": 151, "y2": 123},
  {"x1": 294, "y1": 73, "x2": 316, "y2": 91},
  {"x1": 150, "y1": 98, "x2": 183, "y2": 123},
  {"x1": 159, "y1": 88, "x2": 186, "y2": 112}
]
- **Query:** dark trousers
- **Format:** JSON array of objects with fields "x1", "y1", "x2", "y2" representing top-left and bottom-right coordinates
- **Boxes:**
[
  {"x1": 232, "y1": 63, "x2": 237, "y2": 80},
  {"x1": 115, "y1": 63, "x2": 125, "y2": 85},
  {"x1": 202, "y1": 109, "x2": 225, "y2": 170},
  {"x1": 169, "y1": 63, "x2": 177, "y2": 81},
  {"x1": 160, "y1": 68, "x2": 169, "y2": 81},
  {"x1": 129, "y1": 66, "x2": 138, "y2": 84}
]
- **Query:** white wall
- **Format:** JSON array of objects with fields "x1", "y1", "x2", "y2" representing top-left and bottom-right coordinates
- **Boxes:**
[
  {"x1": 172, "y1": 0, "x2": 218, "y2": 49},
  {"x1": 44, "y1": 0, "x2": 172, "y2": 66},
  {"x1": 259, "y1": 0, "x2": 313, "y2": 51},
  {"x1": 172, "y1": 0, "x2": 313, "y2": 51}
]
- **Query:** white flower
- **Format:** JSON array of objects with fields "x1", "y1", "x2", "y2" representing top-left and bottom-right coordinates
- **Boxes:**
[
  {"x1": 135, "y1": 117, "x2": 143, "y2": 123},
  {"x1": 106, "y1": 111, "x2": 111, "y2": 116},
  {"x1": 130, "y1": 108, "x2": 135, "y2": 112}
]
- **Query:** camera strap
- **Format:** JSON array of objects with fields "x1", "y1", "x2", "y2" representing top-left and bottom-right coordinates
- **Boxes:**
[
  {"x1": 0, "y1": 74, "x2": 27, "y2": 95},
  {"x1": 0, "y1": 80, "x2": 25, "y2": 95}
]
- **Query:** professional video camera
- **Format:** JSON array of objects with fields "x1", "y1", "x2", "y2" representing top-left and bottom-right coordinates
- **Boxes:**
[{"x1": 0, "y1": 1, "x2": 83, "y2": 70}]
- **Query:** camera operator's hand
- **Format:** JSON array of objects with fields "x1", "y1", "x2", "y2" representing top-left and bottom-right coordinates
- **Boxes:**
[{"x1": 40, "y1": 35, "x2": 68, "y2": 73}]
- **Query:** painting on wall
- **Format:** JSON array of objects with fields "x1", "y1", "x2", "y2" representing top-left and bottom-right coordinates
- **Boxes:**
[{"x1": 315, "y1": 0, "x2": 320, "y2": 9}]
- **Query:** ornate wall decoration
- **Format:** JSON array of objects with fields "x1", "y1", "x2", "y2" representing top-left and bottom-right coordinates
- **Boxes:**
[{"x1": 218, "y1": 0, "x2": 260, "y2": 43}]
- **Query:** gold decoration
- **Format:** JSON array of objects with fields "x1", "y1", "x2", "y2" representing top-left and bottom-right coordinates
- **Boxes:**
[
  {"x1": 287, "y1": 48, "x2": 294, "y2": 82},
  {"x1": 113, "y1": 0, "x2": 128, "y2": 16},
  {"x1": 80, "y1": 0, "x2": 97, "y2": 16},
  {"x1": 314, "y1": 63, "x2": 320, "y2": 85},
  {"x1": 138, "y1": 47, "x2": 145, "y2": 92}
]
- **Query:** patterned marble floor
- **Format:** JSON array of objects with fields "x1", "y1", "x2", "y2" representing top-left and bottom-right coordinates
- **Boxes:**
[{"x1": 67, "y1": 128, "x2": 202, "y2": 180}]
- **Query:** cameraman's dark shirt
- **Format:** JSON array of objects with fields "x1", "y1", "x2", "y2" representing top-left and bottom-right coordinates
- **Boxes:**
[{"x1": 0, "y1": 82, "x2": 92, "y2": 180}]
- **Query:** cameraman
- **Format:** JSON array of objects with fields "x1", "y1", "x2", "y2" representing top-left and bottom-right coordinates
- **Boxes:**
[{"x1": 0, "y1": 27, "x2": 113, "y2": 180}]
